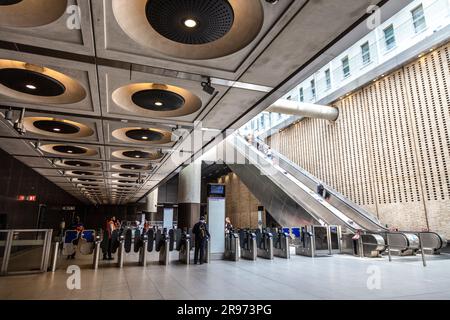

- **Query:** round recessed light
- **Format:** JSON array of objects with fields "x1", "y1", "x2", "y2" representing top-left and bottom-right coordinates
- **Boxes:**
[
  {"x1": 131, "y1": 89, "x2": 185, "y2": 112},
  {"x1": 184, "y1": 19, "x2": 197, "y2": 28},
  {"x1": 0, "y1": 68, "x2": 65, "y2": 96},
  {"x1": 125, "y1": 129, "x2": 164, "y2": 142},
  {"x1": 33, "y1": 119, "x2": 81, "y2": 135},
  {"x1": 146, "y1": 0, "x2": 234, "y2": 45}
]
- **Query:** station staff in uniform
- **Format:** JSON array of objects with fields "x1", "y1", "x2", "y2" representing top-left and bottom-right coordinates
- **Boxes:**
[{"x1": 192, "y1": 216, "x2": 210, "y2": 265}]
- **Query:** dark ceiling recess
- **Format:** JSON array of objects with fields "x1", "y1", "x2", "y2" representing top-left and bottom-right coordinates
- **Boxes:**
[
  {"x1": 53, "y1": 145, "x2": 86, "y2": 154},
  {"x1": 0, "y1": 0, "x2": 22, "y2": 5},
  {"x1": 122, "y1": 150, "x2": 152, "y2": 159},
  {"x1": 119, "y1": 173, "x2": 138, "y2": 178},
  {"x1": 131, "y1": 89, "x2": 185, "y2": 111},
  {"x1": 121, "y1": 164, "x2": 144, "y2": 170},
  {"x1": 64, "y1": 160, "x2": 91, "y2": 167},
  {"x1": 146, "y1": 0, "x2": 234, "y2": 45},
  {"x1": 34, "y1": 120, "x2": 80, "y2": 134},
  {"x1": 118, "y1": 180, "x2": 134, "y2": 184},
  {"x1": 72, "y1": 171, "x2": 94, "y2": 176},
  {"x1": 125, "y1": 129, "x2": 163, "y2": 142},
  {"x1": 0, "y1": 68, "x2": 65, "y2": 96}
]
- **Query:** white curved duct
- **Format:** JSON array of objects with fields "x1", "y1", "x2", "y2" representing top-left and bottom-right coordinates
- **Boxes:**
[{"x1": 266, "y1": 99, "x2": 339, "y2": 121}]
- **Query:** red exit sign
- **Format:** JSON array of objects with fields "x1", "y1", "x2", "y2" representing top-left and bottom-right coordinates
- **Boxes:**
[{"x1": 17, "y1": 195, "x2": 37, "y2": 202}]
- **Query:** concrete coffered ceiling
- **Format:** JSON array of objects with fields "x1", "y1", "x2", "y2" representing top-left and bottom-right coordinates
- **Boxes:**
[{"x1": 0, "y1": 0, "x2": 409, "y2": 204}]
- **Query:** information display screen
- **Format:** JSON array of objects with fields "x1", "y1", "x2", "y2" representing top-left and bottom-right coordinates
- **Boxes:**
[{"x1": 207, "y1": 184, "x2": 225, "y2": 197}]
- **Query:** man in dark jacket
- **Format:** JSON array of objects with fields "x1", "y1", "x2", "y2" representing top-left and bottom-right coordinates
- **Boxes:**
[{"x1": 192, "y1": 216, "x2": 210, "y2": 264}]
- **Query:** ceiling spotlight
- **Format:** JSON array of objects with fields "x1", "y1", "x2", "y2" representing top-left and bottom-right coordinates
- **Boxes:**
[
  {"x1": 154, "y1": 101, "x2": 163, "y2": 107},
  {"x1": 67, "y1": 150, "x2": 73, "y2": 153},
  {"x1": 184, "y1": 19, "x2": 197, "y2": 28},
  {"x1": 53, "y1": 128, "x2": 61, "y2": 132},
  {"x1": 141, "y1": 136, "x2": 148, "y2": 140},
  {"x1": 135, "y1": 155, "x2": 140, "y2": 158},
  {"x1": 201, "y1": 78, "x2": 215, "y2": 95},
  {"x1": 26, "y1": 84, "x2": 37, "y2": 90}
]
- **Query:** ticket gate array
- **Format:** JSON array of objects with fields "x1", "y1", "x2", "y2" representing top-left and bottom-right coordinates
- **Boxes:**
[
  {"x1": 56, "y1": 227, "x2": 210, "y2": 271},
  {"x1": 270, "y1": 228, "x2": 290, "y2": 259},
  {"x1": 255, "y1": 229, "x2": 273, "y2": 260},
  {"x1": 295, "y1": 225, "x2": 341, "y2": 257},
  {"x1": 239, "y1": 229, "x2": 257, "y2": 260},
  {"x1": 224, "y1": 232, "x2": 240, "y2": 261}
]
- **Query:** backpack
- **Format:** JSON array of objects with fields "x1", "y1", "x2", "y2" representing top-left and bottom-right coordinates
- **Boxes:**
[{"x1": 199, "y1": 223, "x2": 207, "y2": 240}]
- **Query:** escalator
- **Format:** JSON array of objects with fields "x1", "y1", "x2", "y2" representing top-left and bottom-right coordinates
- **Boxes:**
[{"x1": 225, "y1": 134, "x2": 387, "y2": 234}]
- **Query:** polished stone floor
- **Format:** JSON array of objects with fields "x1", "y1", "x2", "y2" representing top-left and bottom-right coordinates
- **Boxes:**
[{"x1": 1, "y1": 250, "x2": 450, "y2": 300}]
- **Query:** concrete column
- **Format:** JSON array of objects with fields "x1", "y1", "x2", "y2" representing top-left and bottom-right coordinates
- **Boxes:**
[
  {"x1": 178, "y1": 160, "x2": 202, "y2": 229},
  {"x1": 146, "y1": 188, "x2": 158, "y2": 222}
]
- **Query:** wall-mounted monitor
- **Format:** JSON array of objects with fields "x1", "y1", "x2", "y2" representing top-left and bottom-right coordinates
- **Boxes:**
[{"x1": 207, "y1": 183, "x2": 226, "y2": 198}]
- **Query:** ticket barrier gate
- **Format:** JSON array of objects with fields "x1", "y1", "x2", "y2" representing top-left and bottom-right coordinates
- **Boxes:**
[
  {"x1": 271, "y1": 229, "x2": 290, "y2": 259},
  {"x1": 295, "y1": 225, "x2": 340, "y2": 257},
  {"x1": 178, "y1": 231, "x2": 191, "y2": 264},
  {"x1": 256, "y1": 229, "x2": 273, "y2": 260},
  {"x1": 239, "y1": 230, "x2": 257, "y2": 260},
  {"x1": 224, "y1": 232, "x2": 240, "y2": 261},
  {"x1": 348, "y1": 233, "x2": 386, "y2": 258}
]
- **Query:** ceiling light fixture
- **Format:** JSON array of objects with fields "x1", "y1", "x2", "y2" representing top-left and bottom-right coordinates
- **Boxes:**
[
  {"x1": 154, "y1": 101, "x2": 163, "y2": 106},
  {"x1": 26, "y1": 84, "x2": 37, "y2": 90},
  {"x1": 141, "y1": 136, "x2": 148, "y2": 140},
  {"x1": 53, "y1": 128, "x2": 61, "y2": 132},
  {"x1": 184, "y1": 19, "x2": 197, "y2": 28}
]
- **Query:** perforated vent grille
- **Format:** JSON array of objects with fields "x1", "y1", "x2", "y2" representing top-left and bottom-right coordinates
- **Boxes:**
[
  {"x1": 268, "y1": 42, "x2": 450, "y2": 222},
  {"x1": 146, "y1": 0, "x2": 234, "y2": 45}
]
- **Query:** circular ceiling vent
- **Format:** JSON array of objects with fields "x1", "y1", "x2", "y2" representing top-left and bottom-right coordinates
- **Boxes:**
[
  {"x1": 40, "y1": 144, "x2": 98, "y2": 156},
  {"x1": 112, "y1": 0, "x2": 263, "y2": 59},
  {"x1": 118, "y1": 173, "x2": 138, "y2": 178},
  {"x1": 0, "y1": 68, "x2": 65, "y2": 96},
  {"x1": 0, "y1": 60, "x2": 86, "y2": 104},
  {"x1": 112, "y1": 83, "x2": 201, "y2": 118},
  {"x1": 146, "y1": 0, "x2": 234, "y2": 45},
  {"x1": 24, "y1": 117, "x2": 94, "y2": 138},
  {"x1": 0, "y1": 0, "x2": 67, "y2": 28},
  {"x1": 112, "y1": 126, "x2": 172, "y2": 145},
  {"x1": 125, "y1": 129, "x2": 163, "y2": 142},
  {"x1": 131, "y1": 89, "x2": 185, "y2": 111},
  {"x1": 70, "y1": 171, "x2": 95, "y2": 176},
  {"x1": 112, "y1": 163, "x2": 154, "y2": 171},
  {"x1": 112, "y1": 149, "x2": 164, "y2": 161},
  {"x1": 54, "y1": 159, "x2": 100, "y2": 169}
]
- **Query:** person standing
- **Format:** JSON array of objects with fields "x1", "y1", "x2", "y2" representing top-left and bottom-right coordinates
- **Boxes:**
[
  {"x1": 225, "y1": 217, "x2": 233, "y2": 234},
  {"x1": 192, "y1": 216, "x2": 210, "y2": 265},
  {"x1": 68, "y1": 216, "x2": 84, "y2": 259}
]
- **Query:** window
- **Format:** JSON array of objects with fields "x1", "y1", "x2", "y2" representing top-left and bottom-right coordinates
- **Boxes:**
[
  {"x1": 411, "y1": 5, "x2": 426, "y2": 33},
  {"x1": 342, "y1": 56, "x2": 350, "y2": 78},
  {"x1": 361, "y1": 42, "x2": 371, "y2": 65},
  {"x1": 299, "y1": 87, "x2": 304, "y2": 102},
  {"x1": 383, "y1": 25, "x2": 396, "y2": 50},
  {"x1": 310, "y1": 79, "x2": 316, "y2": 100},
  {"x1": 325, "y1": 69, "x2": 331, "y2": 90}
]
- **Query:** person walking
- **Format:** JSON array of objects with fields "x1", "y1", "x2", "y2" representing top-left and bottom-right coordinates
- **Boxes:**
[{"x1": 192, "y1": 216, "x2": 210, "y2": 265}]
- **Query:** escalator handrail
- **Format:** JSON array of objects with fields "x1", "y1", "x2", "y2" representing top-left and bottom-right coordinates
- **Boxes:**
[
  {"x1": 241, "y1": 134, "x2": 386, "y2": 231},
  {"x1": 231, "y1": 135, "x2": 359, "y2": 232}
]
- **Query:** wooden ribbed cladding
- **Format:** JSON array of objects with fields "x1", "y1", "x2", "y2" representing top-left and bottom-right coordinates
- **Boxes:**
[{"x1": 268, "y1": 42, "x2": 450, "y2": 236}]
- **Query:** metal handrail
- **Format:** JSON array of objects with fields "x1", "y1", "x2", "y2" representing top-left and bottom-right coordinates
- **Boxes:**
[{"x1": 240, "y1": 133, "x2": 386, "y2": 231}]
